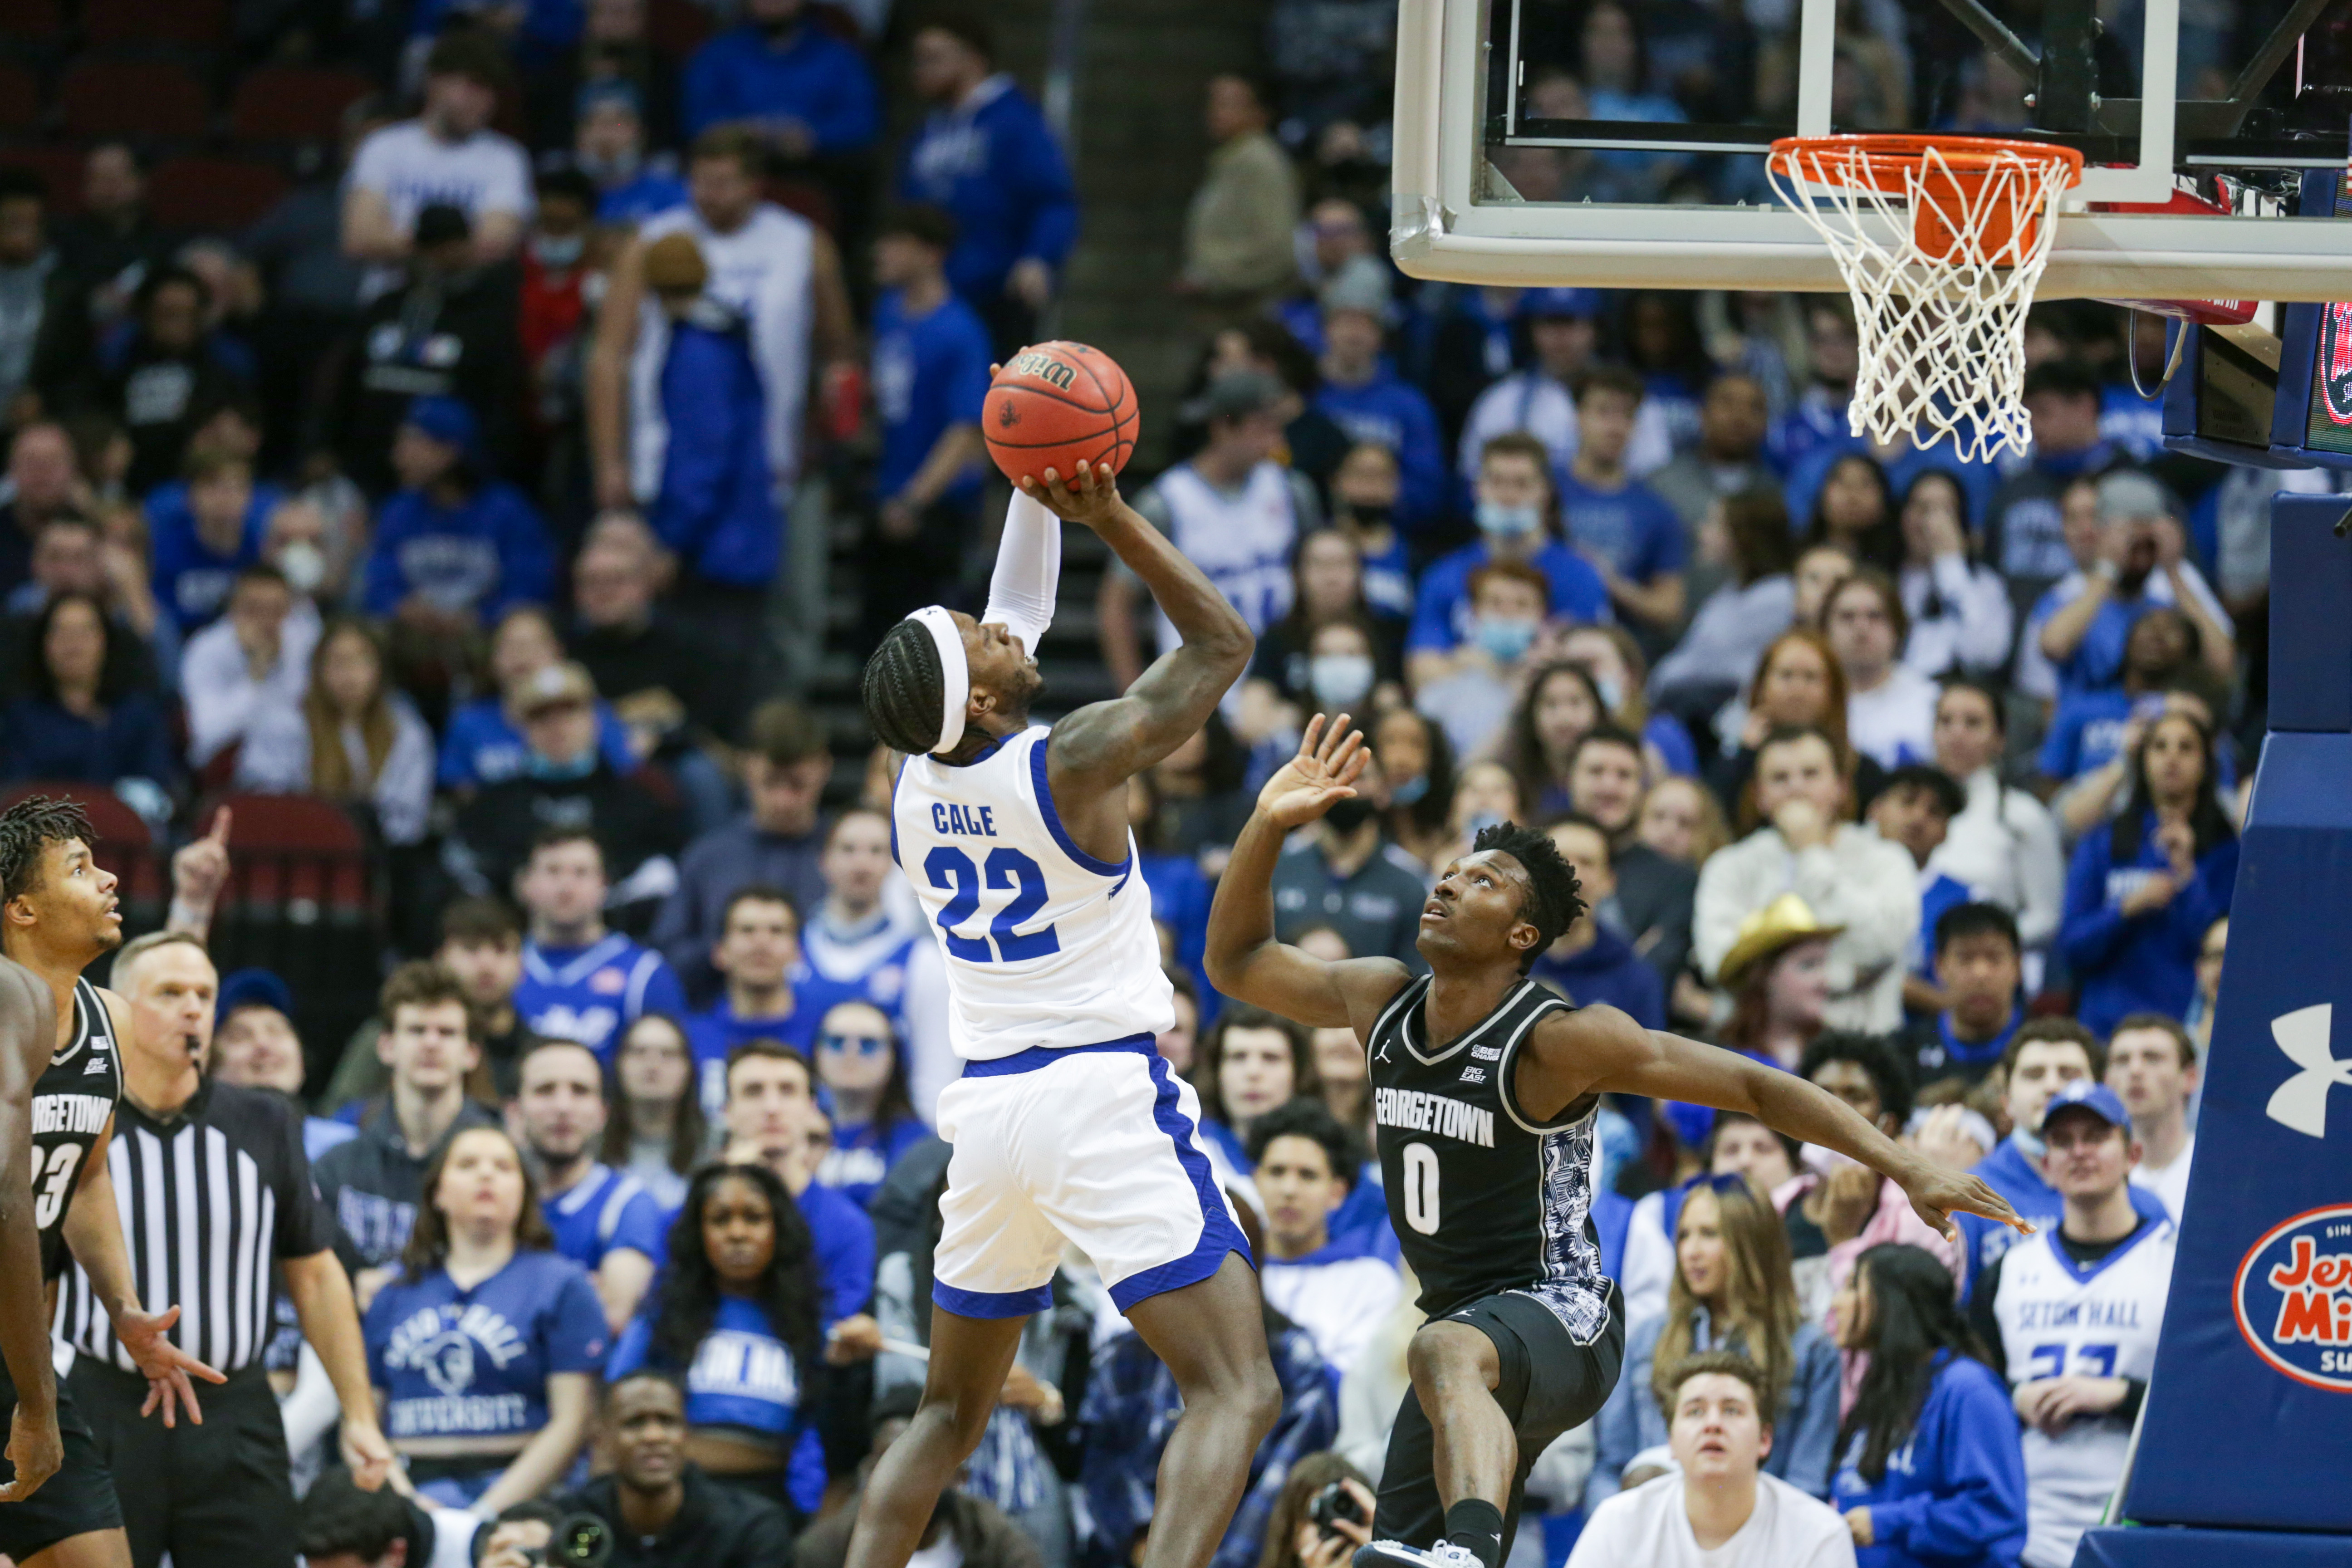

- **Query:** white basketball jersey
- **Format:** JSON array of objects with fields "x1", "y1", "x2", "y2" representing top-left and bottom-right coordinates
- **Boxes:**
[
  {"x1": 1151, "y1": 461, "x2": 1296, "y2": 657},
  {"x1": 630, "y1": 203, "x2": 814, "y2": 495},
  {"x1": 1993, "y1": 1218, "x2": 2176, "y2": 1568},
  {"x1": 892, "y1": 725, "x2": 1174, "y2": 1061}
]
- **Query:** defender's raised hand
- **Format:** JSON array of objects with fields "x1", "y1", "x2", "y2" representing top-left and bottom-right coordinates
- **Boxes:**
[
  {"x1": 1019, "y1": 460, "x2": 1125, "y2": 531},
  {"x1": 1255, "y1": 714, "x2": 1369, "y2": 829}
]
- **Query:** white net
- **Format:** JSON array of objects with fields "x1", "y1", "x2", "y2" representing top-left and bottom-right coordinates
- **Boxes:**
[{"x1": 1767, "y1": 137, "x2": 2082, "y2": 463}]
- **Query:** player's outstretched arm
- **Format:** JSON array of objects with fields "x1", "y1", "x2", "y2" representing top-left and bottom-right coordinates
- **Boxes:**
[
  {"x1": 1206, "y1": 715, "x2": 1410, "y2": 1030},
  {"x1": 1523, "y1": 1004, "x2": 2031, "y2": 1241},
  {"x1": 1034, "y1": 462, "x2": 1254, "y2": 793},
  {"x1": 0, "y1": 965, "x2": 60, "y2": 1501}
]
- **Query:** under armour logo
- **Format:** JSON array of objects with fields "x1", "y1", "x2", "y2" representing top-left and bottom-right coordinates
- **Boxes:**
[{"x1": 2266, "y1": 1004, "x2": 2352, "y2": 1138}]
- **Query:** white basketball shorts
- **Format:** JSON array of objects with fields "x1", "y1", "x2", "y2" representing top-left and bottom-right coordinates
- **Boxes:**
[{"x1": 930, "y1": 1035, "x2": 1253, "y2": 1317}]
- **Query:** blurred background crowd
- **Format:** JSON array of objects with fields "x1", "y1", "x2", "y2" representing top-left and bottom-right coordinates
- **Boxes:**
[{"x1": 0, "y1": 0, "x2": 2343, "y2": 1564}]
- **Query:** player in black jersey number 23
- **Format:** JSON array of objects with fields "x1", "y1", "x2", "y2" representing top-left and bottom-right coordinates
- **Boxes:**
[{"x1": 1205, "y1": 717, "x2": 2027, "y2": 1568}]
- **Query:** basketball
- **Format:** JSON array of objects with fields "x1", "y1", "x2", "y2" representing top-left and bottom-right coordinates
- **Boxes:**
[{"x1": 981, "y1": 340, "x2": 1139, "y2": 488}]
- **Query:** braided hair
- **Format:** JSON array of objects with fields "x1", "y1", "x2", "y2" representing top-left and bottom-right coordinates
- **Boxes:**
[
  {"x1": 1470, "y1": 820, "x2": 1584, "y2": 972},
  {"x1": 861, "y1": 619, "x2": 946, "y2": 757},
  {"x1": 0, "y1": 795, "x2": 97, "y2": 902}
]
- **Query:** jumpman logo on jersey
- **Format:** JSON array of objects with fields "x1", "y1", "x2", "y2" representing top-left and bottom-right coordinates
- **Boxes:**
[{"x1": 2265, "y1": 1003, "x2": 2352, "y2": 1138}]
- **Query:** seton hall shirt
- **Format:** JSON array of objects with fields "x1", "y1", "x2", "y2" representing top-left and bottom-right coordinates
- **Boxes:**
[
  {"x1": 365, "y1": 1249, "x2": 608, "y2": 1441},
  {"x1": 607, "y1": 1295, "x2": 826, "y2": 1514},
  {"x1": 517, "y1": 933, "x2": 687, "y2": 1062}
]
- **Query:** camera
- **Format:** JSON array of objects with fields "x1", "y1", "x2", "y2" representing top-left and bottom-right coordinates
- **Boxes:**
[
  {"x1": 1307, "y1": 1479, "x2": 1368, "y2": 1537},
  {"x1": 514, "y1": 1514, "x2": 611, "y2": 1568}
]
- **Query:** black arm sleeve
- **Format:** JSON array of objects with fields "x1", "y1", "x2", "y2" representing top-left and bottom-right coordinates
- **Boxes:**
[
  {"x1": 2117, "y1": 1377, "x2": 2147, "y2": 1422},
  {"x1": 1968, "y1": 1250, "x2": 2008, "y2": 1379}
]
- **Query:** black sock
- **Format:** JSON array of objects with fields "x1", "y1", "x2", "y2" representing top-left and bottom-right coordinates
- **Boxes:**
[{"x1": 1443, "y1": 1499, "x2": 1506, "y2": 1568}]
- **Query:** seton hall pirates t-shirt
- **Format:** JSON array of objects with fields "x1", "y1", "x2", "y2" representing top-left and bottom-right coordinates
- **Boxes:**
[{"x1": 365, "y1": 1250, "x2": 608, "y2": 1440}]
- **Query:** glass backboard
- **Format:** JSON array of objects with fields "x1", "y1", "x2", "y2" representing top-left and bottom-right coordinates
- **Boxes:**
[{"x1": 1392, "y1": 0, "x2": 2352, "y2": 299}]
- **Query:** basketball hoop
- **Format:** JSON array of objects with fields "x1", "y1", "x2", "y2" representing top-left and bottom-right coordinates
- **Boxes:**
[{"x1": 1767, "y1": 134, "x2": 2085, "y2": 462}]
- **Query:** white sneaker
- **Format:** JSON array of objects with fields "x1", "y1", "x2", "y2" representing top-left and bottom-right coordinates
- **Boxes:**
[{"x1": 1352, "y1": 1541, "x2": 1487, "y2": 1568}]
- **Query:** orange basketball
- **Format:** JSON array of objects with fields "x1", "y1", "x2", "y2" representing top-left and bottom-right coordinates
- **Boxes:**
[{"x1": 981, "y1": 340, "x2": 1138, "y2": 488}]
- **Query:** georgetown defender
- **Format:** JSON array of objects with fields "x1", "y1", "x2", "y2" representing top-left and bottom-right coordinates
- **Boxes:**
[
  {"x1": 843, "y1": 471, "x2": 1278, "y2": 1568},
  {"x1": 1206, "y1": 720, "x2": 2026, "y2": 1568},
  {"x1": 0, "y1": 798, "x2": 222, "y2": 1568}
]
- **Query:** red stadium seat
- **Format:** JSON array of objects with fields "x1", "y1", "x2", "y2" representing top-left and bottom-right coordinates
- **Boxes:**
[
  {"x1": 648, "y1": 0, "x2": 714, "y2": 56},
  {"x1": 227, "y1": 64, "x2": 374, "y2": 146},
  {"x1": 0, "y1": 0, "x2": 64, "y2": 43},
  {"x1": 58, "y1": 58, "x2": 209, "y2": 141},
  {"x1": 82, "y1": 0, "x2": 229, "y2": 49},
  {"x1": 0, "y1": 147, "x2": 86, "y2": 211},
  {"x1": 0, "y1": 784, "x2": 166, "y2": 926},
  {"x1": 0, "y1": 62, "x2": 41, "y2": 133},
  {"x1": 146, "y1": 156, "x2": 290, "y2": 230}
]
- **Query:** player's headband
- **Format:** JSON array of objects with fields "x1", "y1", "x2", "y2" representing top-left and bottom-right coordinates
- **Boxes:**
[{"x1": 906, "y1": 606, "x2": 968, "y2": 756}]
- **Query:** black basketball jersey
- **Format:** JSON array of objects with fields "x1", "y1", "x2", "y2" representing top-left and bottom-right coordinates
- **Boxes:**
[
  {"x1": 32, "y1": 976, "x2": 121, "y2": 1280},
  {"x1": 1367, "y1": 974, "x2": 1612, "y2": 1343}
]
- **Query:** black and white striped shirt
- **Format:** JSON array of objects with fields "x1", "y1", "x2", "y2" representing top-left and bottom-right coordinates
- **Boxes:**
[{"x1": 55, "y1": 1080, "x2": 337, "y2": 1376}]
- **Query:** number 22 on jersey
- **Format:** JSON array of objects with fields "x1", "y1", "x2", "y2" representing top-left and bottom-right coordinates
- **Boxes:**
[{"x1": 925, "y1": 846, "x2": 1062, "y2": 963}]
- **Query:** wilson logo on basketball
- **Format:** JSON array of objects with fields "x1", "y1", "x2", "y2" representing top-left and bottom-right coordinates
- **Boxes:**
[
  {"x1": 2321, "y1": 301, "x2": 2352, "y2": 428},
  {"x1": 2234, "y1": 1204, "x2": 2352, "y2": 1392},
  {"x1": 1009, "y1": 351, "x2": 1077, "y2": 391}
]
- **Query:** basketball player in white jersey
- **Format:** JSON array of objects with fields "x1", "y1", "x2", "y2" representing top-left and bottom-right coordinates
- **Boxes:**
[
  {"x1": 843, "y1": 466, "x2": 1278, "y2": 1568},
  {"x1": 0, "y1": 798, "x2": 222, "y2": 1568},
  {"x1": 1966, "y1": 1080, "x2": 2174, "y2": 1568}
]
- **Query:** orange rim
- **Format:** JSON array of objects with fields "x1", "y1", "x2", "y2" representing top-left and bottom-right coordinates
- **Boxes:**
[{"x1": 1769, "y1": 133, "x2": 2085, "y2": 193}]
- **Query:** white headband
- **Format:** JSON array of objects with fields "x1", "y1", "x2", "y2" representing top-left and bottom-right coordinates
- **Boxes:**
[{"x1": 906, "y1": 606, "x2": 969, "y2": 756}]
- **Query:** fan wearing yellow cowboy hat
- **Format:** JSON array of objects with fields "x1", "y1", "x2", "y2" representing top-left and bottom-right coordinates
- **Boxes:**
[{"x1": 1694, "y1": 725, "x2": 1918, "y2": 1033}]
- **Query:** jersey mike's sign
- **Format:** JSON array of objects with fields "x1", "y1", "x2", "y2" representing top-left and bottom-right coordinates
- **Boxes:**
[{"x1": 2234, "y1": 1204, "x2": 2352, "y2": 1392}]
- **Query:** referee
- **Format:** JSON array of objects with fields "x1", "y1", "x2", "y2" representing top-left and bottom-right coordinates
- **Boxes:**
[{"x1": 54, "y1": 932, "x2": 394, "y2": 1568}]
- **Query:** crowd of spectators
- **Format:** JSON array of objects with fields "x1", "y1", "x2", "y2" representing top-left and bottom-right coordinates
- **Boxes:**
[{"x1": 0, "y1": 0, "x2": 2336, "y2": 1566}]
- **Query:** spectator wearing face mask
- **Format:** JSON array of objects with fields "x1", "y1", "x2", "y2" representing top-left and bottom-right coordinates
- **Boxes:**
[
  {"x1": 1311, "y1": 263, "x2": 1444, "y2": 529},
  {"x1": 1407, "y1": 433, "x2": 1608, "y2": 691},
  {"x1": 1269, "y1": 760, "x2": 1434, "y2": 970},
  {"x1": 1413, "y1": 559, "x2": 1557, "y2": 761},
  {"x1": 1238, "y1": 529, "x2": 1404, "y2": 739}
]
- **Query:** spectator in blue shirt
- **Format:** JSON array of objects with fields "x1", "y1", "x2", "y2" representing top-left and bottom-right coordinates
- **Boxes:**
[
  {"x1": 515, "y1": 1040, "x2": 670, "y2": 1333},
  {"x1": 2037, "y1": 608, "x2": 2200, "y2": 787},
  {"x1": 362, "y1": 396, "x2": 555, "y2": 635},
  {"x1": 0, "y1": 590, "x2": 175, "y2": 796},
  {"x1": 1561, "y1": 365, "x2": 1688, "y2": 636},
  {"x1": 863, "y1": 204, "x2": 991, "y2": 643},
  {"x1": 898, "y1": 15, "x2": 1078, "y2": 354},
  {"x1": 514, "y1": 826, "x2": 689, "y2": 1061},
  {"x1": 1769, "y1": 301, "x2": 1861, "y2": 475},
  {"x1": 1830, "y1": 1243, "x2": 2028, "y2": 1568},
  {"x1": 574, "y1": 82, "x2": 689, "y2": 225},
  {"x1": 2059, "y1": 710, "x2": 2238, "y2": 1038},
  {"x1": 363, "y1": 1126, "x2": 606, "y2": 1512},
  {"x1": 811, "y1": 1001, "x2": 935, "y2": 1211},
  {"x1": 639, "y1": 231, "x2": 779, "y2": 598},
  {"x1": 1312, "y1": 262, "x2": 1445, "y2": 531},
  {"x1": 2031, "y1": 471, "x2": 2234, "y2": 703},
  {"x1": 690, "y1": 888, "x2": 821, "y2": 1115},
  {"x1": 1406, "y1": 431, "x2": 1611, "y2": 687},
  {"x1": 439, "y1": 605, "x2": 638, "y2": 792},
  {"x1": 682, "y1": 0, "x2": 881, "y2": 155},
  {"x1": 1531, "y1": 816, "x2": 1666, "y2": 1028},
  {"x1": 717, "y1": 1042, "x2": 880, "y2": 1328},
  {"x1": 606, "y1": 1161, "x2": 833, "y2": 1522},
  {"x1": 147, "y1": 449, "x2": 277, "y2": 636}
]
